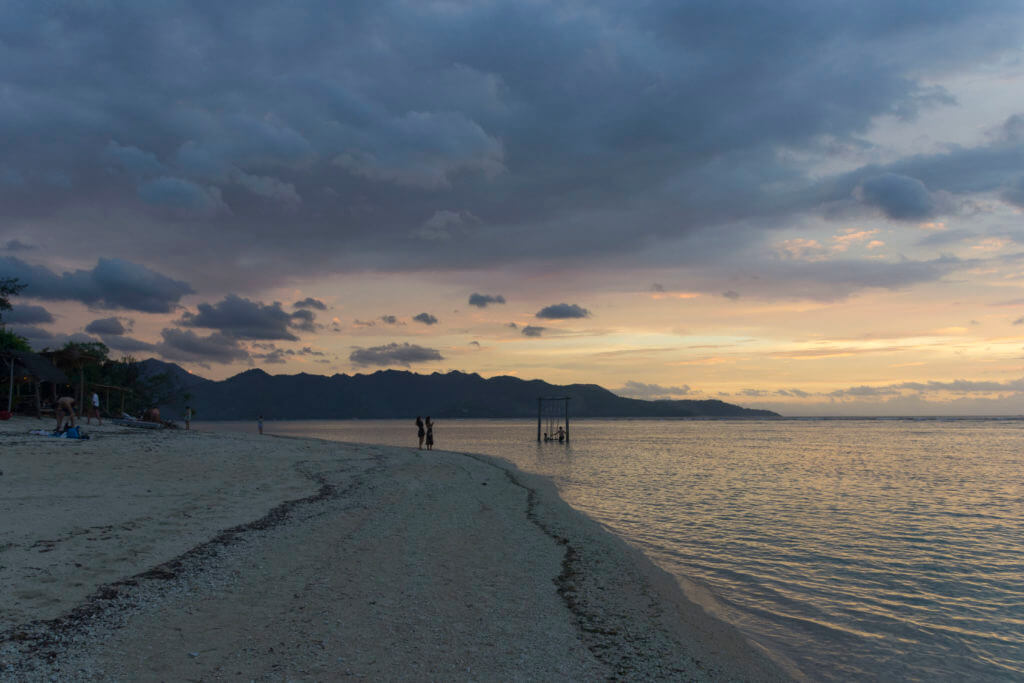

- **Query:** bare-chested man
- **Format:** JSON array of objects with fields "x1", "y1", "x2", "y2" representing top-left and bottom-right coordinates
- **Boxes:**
[{"x1": 55, "y1": 396, "x2": 76, "y2": 432}]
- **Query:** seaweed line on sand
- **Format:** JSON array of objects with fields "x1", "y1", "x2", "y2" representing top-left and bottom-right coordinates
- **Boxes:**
[
  {"x1": 455, "y1": 451, "x2": 700, "y2": 680},
  {"x1": 0, "y1": 453, "x2": 382, "y2": 667}
]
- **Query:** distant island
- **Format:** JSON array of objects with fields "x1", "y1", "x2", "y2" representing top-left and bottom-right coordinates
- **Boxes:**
[{"x1": 139, "y1": 359, "x2": 780, "y2": 420}]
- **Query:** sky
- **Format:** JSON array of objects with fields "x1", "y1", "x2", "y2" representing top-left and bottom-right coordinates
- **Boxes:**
[{"x1": 3, "y1": 0, "x2": 1024, "y2": 416}]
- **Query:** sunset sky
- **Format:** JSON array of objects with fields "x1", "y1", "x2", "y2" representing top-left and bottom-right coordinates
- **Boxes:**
[{"x1": 3, "y1": 1, "x2": 1024, "y2": 415}]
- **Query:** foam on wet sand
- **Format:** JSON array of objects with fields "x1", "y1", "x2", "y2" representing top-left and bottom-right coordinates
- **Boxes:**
[{"x1": 0, "y1": 416, "x2": 790, "y2": 680}]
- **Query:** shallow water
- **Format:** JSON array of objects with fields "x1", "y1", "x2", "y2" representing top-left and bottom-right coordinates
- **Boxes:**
[{"x1": 212, "y1": 418, "x2": 1024, "y2": 680}]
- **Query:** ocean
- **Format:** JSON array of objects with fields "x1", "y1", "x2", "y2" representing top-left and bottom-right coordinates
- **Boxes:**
[{"x1": 211, "y1": 417, "x2": 1024, "y2": 680}]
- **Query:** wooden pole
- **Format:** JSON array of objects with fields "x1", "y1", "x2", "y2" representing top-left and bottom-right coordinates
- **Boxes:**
[
  {"x1": 564, "y1": 397, "x2": 570, "y2": 443},
  {"x1": 537, "y1": 397, "x2": 542, "y2": 442}
]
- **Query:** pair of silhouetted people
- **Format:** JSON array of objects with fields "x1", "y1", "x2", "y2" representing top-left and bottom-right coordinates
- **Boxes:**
[
  {"x1": 544, "y1": 426, "x2": 566, "y2": 442},
  {"x1": 415, "y1": 416, "x2": 434, "y2": 450}
]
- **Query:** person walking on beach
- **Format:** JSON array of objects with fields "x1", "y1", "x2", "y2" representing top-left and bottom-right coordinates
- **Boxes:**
[
  {"x1": 425, "y1": 416, "x2": 434, "y2": 450},
  {"x1": 258, "y1": 415, "x2": 264, "y2": 435},
  {"x1": 55, "y1": 395, "x2": 76, "y2": 432},
  {"x1": 87, "y1": 390, "x2": 102, "y2": 425},
  {"x1": 416, "y1": 416, "x2": 425, "y2": 449}
]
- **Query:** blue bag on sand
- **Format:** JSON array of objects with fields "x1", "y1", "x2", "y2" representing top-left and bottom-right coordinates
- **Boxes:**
[{"x1": 64, "y1": 426, "x2": 79, "y2": 438}]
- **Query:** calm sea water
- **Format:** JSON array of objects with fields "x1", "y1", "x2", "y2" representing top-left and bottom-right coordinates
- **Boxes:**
[{"x1": 211, "y1": 418, "x2": 1024, "y2": 680}]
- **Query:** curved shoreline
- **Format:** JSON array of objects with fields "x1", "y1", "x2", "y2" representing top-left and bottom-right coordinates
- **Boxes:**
[{"x1": 1, "y1": 418, "x2": 789, "y2": 680}]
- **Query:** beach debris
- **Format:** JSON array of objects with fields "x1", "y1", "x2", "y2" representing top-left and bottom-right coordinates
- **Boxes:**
[{"x1": 188, "y1": 651, "x2": 199, "y2": 658}]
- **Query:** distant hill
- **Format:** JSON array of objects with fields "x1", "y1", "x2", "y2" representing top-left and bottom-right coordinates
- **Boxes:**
[{"x1": 138, "y1": 359, "x2": 780, "y2": 420}]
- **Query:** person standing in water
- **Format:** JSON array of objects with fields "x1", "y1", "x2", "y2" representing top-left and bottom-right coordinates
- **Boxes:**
[
  {"x1": 425, "y1": 416, "x2": 434, "y2": 450},
  {"x1": 416, "y1": 416, "x2": 425, "y2": 449}
]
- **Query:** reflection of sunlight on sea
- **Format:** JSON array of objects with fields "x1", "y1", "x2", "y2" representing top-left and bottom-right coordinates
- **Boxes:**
[{"x1": 212, "y1": 417, "x2": 1024, "y2": 681}]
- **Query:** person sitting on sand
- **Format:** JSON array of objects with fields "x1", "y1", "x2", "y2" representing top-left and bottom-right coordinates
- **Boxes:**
[
  {"x1": 143, "y1": 406, "x2": 161, "y2": 423},
  {"x1": 55, "y1": 395, "x2": 77, "y2": 432},
  {"x1": 416, "y1": 416, "x2": 425, "y2": 449},
  {"x1": 425, "y1": 416, "x2": 434, "y2": 450}
]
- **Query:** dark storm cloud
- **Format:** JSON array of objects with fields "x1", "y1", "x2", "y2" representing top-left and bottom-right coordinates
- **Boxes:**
[
  {"x1": 349, "y1": 342, "x2": 444, "y2": 367},
  {"x1": 0, "y1": 257, "x2": 193, "y2": 313},
  {"x1": 289, "y1": 308, "x2": 318, "y2": 333},
  {"x1": 85, "y1": 317, "x2": 127, "y2": 335},
  {"x1": 8, "y1": 325, "x2": 54, "y2": 343},
  {"x1": 379, "y1": 315, "x2": 402, "y2": 325},
  {"x1": 2, "y1": 240, "x2": 35, "y2": 251},
  {"x1": 413, "y1": 312, "x2": 438, "y2": 325},
  {"x1": 293, "y1": 297, "x2": 327, "y2": 311},
  {"x1": 855, "y1": 173, "x2": 937, "y2": 220},
  {"x1": 156, "y1": 328, "x2": 250, "y2": 364},
  {"x1": 102, "y1": 335, "x2": 157, "y2": 353},
  {"x1": 179, "y1": 295, "x2": 305, "y2": 340},
  {"x1": 521, "y1": 325, "x2": 545, "y2": 337},
  {"x1": 469, "y1": 294, "x2": 506, "y2": 308},
  {"x1": 1, "y1": 1, "x2": 1022, "y2": 288},
  {"x1": 536, "y1": 303, "x2": 590, "y2": 319},
  {"x1": 4, "y1": 304, "x2": 54, "y2": 324}
]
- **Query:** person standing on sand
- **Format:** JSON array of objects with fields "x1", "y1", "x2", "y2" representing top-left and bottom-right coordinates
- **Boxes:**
[
  {"x1": 425, "y1": 416, "x2": 434, "y2": 450},
  {"x1": 258, "y1": 415, "x2": 264, "y2": 435},
  {"x1": 416, "y1": 416, "x2": 425, "y2": 449},
  {"x1": 87, "y1": 391, "x2": 102, "y2": 425},
  {"x1": 184, "y1": 405, "x2": 192, "y2": 431},
  {"x1": 55, "y1": 395, "x2": 76, "y2": 432}
]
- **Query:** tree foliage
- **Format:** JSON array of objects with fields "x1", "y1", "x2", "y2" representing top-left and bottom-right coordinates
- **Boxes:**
[
  {"x1": 0, "y1": 277, "x2": 26, "y2": 323},
  {"x1": 0, "y1": 328, "x2": 31, "y2": 352}
]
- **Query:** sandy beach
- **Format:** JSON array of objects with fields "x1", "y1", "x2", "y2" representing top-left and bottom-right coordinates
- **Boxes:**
[{"x1": 0, "y1": 416, "x2": 789, "y2": 680}]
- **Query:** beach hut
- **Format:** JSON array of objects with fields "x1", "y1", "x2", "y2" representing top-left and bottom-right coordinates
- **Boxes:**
[{"x1": 1, "y1": 349, "x2": 70, "y2": 415}]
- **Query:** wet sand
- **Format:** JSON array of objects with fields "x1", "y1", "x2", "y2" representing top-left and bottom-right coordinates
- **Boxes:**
[{"x1": 0, "y1": 416, "x2": 789, "y2": 680}]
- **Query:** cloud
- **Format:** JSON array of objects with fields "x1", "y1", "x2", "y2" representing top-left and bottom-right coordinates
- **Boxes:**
[
  {"x1": 469, "y1": 340, "x2": 480, "y2": 346},
  {"x1": 3, "y1": 304, "x2": 54, "y2": 324},
  {"x1": 521, "y1": 325, "x2": 545, "y2": 337},
  {"x1": 179, "y1": 295, "x2": 309, "y2": 340},
  {"x1": 379, "y1": 314, "x2": 400, "y2": 325},
  {"x1": 506, "y1": 322, "x2": 518, "y2": 329},
  {"x1": 855, "y1": 173, "x2": 937, "y2": 220},
  {"x1": 415, "y1": 209, "x2": 481, "y2": 241},
  {"x1": 349, "y1": 342, "x2": 444, "y2": 367},
  {"x1": 102, "y1": 334, "x2": 157, "y2": 353},
  {"x1": 0, "y1": 0, "x2": 1018, "y2": 296},
  {"x1": 2, "y1": 240, "x2": 35, "y2": 252},
  {"x1": 536, "y1": 303, "x2": 590, "y2": 319},
  {"x1": 722, "y1": 290, "x2": 741, "y2": 300},
  {"x1": 469, "y1": 293, "x2": 506, "y2": 308},
  {"x1": 615, "y1": 380, "x2": 691, "y2": 400},
  {"x1": 137, "y1": 176, "x2": 227, "y2": 215},
  {"x1": 413, "y1": 312, "x2": 438, "y2": 325},
  {"x1": 85, "y1": 317, "x2": 127, "y2": 335},
  {"x1": 156, "y1": 328, "x2": 250, "y2": 364},
  {"x1": 293, "y1": 297, "x2": 327, "y2": 311},
  {"x1": 289, "y1": 308, "x2": 318, "y2": 333},
  {"x1": 0, "y1": 257, "x2": 193, "y2": 313}
]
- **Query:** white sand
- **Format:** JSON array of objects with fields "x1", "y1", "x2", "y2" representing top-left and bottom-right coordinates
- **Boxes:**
[{"x1": 0, "y1": 415, "x2": 791, "y2": 680}]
